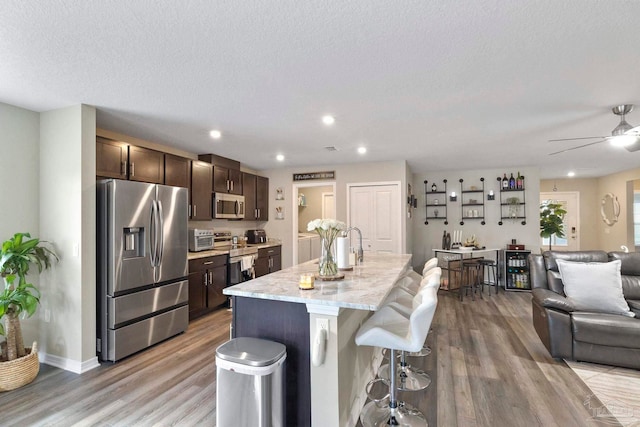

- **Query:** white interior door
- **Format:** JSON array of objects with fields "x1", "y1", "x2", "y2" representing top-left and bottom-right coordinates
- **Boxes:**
[
  {"x1": 348, "y1": 183, "x2": 401, "y2": 253},
  {"x1": 540, "y1": 191, "x2": 580, "y2": 251},
  {"x1": 321, "y1": 192, "x2": 335, "y2": 219}
]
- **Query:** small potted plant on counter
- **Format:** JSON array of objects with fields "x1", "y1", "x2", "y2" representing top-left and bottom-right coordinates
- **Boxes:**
[{"x1": 0, "y1": 232, "x2": 57, "y2": 391}]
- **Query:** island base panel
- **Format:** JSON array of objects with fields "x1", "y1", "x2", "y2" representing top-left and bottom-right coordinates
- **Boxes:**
[{"x1": 232, "y1": 296, "x2": 311, "y2": 427}]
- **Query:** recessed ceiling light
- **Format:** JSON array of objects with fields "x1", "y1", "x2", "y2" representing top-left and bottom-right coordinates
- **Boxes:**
[
  {"x1": 276, "y1": 154, "x2": 285, "y2": 162},
  {"x1": 358, "y1": 146, "x2": 367, "y2": 154},
  {"x1": 322, "y1": 115, "x2": 335, "y2": 126},
  {"x1": 567, "y1": 171, "x2": 575, "y2": 177},
  {"x1": 209, "y1": 130, "x2": 222, "y2": 139}
]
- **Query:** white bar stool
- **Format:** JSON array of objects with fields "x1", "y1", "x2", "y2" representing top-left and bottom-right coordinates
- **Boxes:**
[
  {"x1": 356, "y1": 287, "x2": 438, "y2": 426},
  {"x1": 398, "y1": 258, "x2": 439, "y2": 295},
  {"x1": 379, "y1": 271, "x2": 441, "y2": 382}
]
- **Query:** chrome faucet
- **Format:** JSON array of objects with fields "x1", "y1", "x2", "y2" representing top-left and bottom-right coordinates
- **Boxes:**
[{"x1": 345, "y1": 227, "x2": 364, "y2": 264}]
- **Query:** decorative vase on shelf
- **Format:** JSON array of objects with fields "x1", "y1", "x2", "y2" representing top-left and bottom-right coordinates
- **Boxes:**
[{"x1": 308, "y1": 218, "x2": 346, "y2": 278}]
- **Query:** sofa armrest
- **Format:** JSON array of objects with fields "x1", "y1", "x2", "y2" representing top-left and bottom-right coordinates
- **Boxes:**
[{"x1": 532, "y1": 288, "x2": 575, "y2": 313}]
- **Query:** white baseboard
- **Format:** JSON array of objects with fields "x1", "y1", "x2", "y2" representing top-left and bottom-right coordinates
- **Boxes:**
[{"x1": 39, "y1": 352, "x2": 101, "y2": 374}]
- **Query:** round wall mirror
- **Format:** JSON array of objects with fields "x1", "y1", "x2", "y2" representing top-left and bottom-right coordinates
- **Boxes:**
[{"x1": 601, "y1": 193, "x2": 620, "y2": 226}]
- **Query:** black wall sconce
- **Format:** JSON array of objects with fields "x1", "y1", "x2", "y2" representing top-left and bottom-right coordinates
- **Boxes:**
[
  {"x1": 449, "y1": 191, "x2": 457, "y2": 202},
  {"x1": 408, "y1": 194, "x2": 417, "y2": 208},
  {"x1": 487, "y1": 190, "x2": 495, "y2": 201}
]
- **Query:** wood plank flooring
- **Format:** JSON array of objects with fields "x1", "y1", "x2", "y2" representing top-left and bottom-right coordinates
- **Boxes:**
[{"x1": 0, "y1": 291, "x2": 626, "y2": 426}]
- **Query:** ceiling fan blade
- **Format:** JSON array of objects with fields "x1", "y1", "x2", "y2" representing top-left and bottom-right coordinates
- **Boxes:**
[
  {"x1": 625, "y1": 125, "x2": 640, "y2": 135},
  {"x1": 548, "y1": 139, "x2": 605, "y2": 156},
  {"x1": 548, "y1": 136, "x2": 605, "y2": 142}
]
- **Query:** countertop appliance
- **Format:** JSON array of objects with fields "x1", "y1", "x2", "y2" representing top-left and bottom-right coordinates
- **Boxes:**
[
  {"x1": 189, "y1": 228, "x2": 215, "y2": 252},
  {"x1": 97, "y1": 179, "x2": 189, "y2": 362},
  {"x1": 246, "y1": 229, "x2": 267, "y2": 244},
  {"x1": 214, "y1": 193, "x2": 245, "y2": 219}
]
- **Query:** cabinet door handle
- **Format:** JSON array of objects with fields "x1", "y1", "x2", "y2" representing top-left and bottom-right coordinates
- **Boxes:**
[
  {"x1": 121, "y1": 161, "x2": 127, "y2": 176},
  {"x1": 203, "y1": 272, "x2": 209, "y2": 286},
  {"x1": 188, "y1": 205, "x2": 191, "y2": 217},
  {"x1": 226, "y1": 180, "x2": 230, "y2": 191},
  {"x1": 203, "y1": 261, "x2": 214, "y2": 265},
  {"x1": 209, "y1": 271, "x2": 213, "y2": 284},
  {"x1": 130, "y1": 162, "x2": 135, "y2": 177},
  {"x1": 230, "y1": 180, "x2": 234, "y2": 192},
  {"x1": 193, "y1": 205, "x2": 197, "y2": 217}
]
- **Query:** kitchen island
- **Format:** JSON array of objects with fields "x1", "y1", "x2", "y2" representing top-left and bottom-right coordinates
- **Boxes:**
[{"x1": 223, "y1": 253, "x2": 412, "y2": 427}]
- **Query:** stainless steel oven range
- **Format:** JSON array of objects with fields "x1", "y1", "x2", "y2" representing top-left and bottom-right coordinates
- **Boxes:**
[{"x1": 213, "y1": 231, "x2": 258, "y2": 288}]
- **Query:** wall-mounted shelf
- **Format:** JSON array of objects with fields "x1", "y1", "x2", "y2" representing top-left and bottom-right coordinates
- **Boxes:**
[
  {"x1": 424, "y1": 179, "x2": 448, "y2": 225},
  {"x1": 460, "y1": 177, "x2": 486, "y2": 225},
  {"x1": 496, "y1": 176, "x2": 526, "y2": 225}
]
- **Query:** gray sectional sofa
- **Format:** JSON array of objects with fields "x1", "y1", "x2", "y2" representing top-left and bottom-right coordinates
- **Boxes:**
[{"x1": 530, "y1": 250, "x2": 640, "y2": 369}]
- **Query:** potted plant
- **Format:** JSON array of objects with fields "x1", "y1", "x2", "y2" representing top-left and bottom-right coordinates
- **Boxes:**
[
  {"x1": 540, "y1": 201, "x2": 567, "y2": 251},
  {"x1": 0, "y1": 232, "x2": 57, "y2": 391}
]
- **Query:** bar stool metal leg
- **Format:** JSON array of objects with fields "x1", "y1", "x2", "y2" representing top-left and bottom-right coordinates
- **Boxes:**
[
  {"x1": 378, "y1": 351, "x2": 431, "y2": 391},
  {"x1": 361, "y1": 349, "x2": 428, "y2": 427}
]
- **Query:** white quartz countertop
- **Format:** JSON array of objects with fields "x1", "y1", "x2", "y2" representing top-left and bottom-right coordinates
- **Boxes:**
[{"x1": 223, "y1": 253, "x2": 412, "y2": 311}]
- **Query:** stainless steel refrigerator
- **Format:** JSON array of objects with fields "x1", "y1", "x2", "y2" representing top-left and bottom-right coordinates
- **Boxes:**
[{"x1": 97, "y1": 179, "x2": 189, "y2": 362}]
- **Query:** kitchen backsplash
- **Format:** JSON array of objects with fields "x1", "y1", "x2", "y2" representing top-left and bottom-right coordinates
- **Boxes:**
[{"x1": 188, "y1": 219, "x2": 267, "y2": 240}]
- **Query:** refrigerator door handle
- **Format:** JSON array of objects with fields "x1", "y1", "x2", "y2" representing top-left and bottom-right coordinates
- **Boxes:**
[
  {"x1": 149, "y1": 200, "x2": 157, "y2": 267},
  {"x1": 157, "y1": 200, "x2": 164, "y2": 267}
]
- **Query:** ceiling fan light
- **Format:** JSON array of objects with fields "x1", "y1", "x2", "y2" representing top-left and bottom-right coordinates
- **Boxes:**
[{"x1": 609, "y1": 134, "x2": 638, "y2": 147}]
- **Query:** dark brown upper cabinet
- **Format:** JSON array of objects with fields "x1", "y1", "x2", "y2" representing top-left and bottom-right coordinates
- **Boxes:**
[
  {"x1": 96, "y1": 137, "x2": 128, "y2": 179},
  {"x1": 199, "y1": 154, "x2": 243, "y2": 195},
  {"x1": 242, "y1": 172, "x2": 269, "y2": 221},
  {"x1": 190, "y1": 160, "x2": 213, "y2": 220},
  {"x1": 164, "y1": 154, "x2": 191, "y2": 189},
  {"x1": 128, "y1": 145, "x2": 164, "y2": 184}
]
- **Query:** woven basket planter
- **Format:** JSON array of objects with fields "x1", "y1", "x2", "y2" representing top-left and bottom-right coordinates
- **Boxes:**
[{"x1": 0, "y1": 342, "x2": 39, "y2": 392}]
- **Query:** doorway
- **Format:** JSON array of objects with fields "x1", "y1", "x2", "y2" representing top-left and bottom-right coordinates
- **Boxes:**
[
  {"x1": 540, "y1": 191, "x2": 580, "y2": 251},
  {"x1": 347, "y1": 182, "x2": 402, "y2": 254},
  {"x1": 292, "y1": 181, "x2": 336, "y2": 265}
]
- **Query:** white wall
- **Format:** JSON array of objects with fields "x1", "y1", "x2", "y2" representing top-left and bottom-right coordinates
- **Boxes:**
[
  {"x1": 411, "y1": 167, "x2": 540, "y2": 270},
  {"x1": 39, "y1": 105, "x2": 97, "y2": 371},
  {"x1": 262, "y1": 161, "x2": 408, "y2": 268},
  {"x1": 0, "y1": 102, "x2": 41, "y2": 343}
]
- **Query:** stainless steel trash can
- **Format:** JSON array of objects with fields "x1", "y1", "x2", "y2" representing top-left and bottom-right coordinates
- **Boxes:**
[{"x1": 216, "y1": 337, "x2": 286, "y2": 427}]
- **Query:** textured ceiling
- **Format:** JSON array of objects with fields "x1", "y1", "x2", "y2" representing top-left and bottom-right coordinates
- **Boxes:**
[{"x1": 2, "y1": 0, "x2": 640, "y2": 179}]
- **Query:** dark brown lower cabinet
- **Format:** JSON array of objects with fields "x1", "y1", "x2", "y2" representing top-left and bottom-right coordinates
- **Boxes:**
[
  {"x1": 255, "y1": 245, "x2": 281, "y2": 277},
  {"x1": 188, "y1": 255, "x2": 228, "y2": 320}
]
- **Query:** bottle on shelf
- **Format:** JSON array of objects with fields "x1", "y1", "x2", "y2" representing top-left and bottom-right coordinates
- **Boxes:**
[
  {"x1": 502, "y1": 173, "x2": 509, "y2": 189},
  {"x1": 516, "y1": 171, "x2": 523, "y2": 189},
  {"x1": 509, "y1": 173, "x2": 515, "y2": 189}
]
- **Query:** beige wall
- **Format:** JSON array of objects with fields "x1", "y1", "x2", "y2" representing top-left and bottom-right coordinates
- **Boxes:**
[
  {"x1": 540, "y1": 178, "x2": 600, "y2": 250},
  {"x1": 262, "y1": 161, "x2": 408, "y2": 268},
  {"x1": 0, "y1": 103, "x2": 41, "y2": 343},
  {"x1": 40, "y1": 105, "x2": 97, "y2": 369},
  {"x1": 411, "y1": 167, "x2": 540, "y2": 271},
  {"x1": 596, "y1": 168, "x2": 640, "y2": 252},
  {"x1": 542, "y1": 171, "x2": 640, "y2": 252}
]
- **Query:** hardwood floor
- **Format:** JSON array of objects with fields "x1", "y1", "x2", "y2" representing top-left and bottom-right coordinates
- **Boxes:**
[{"x1": 0, "y1": 291, "x2": 624, "y2": 426}]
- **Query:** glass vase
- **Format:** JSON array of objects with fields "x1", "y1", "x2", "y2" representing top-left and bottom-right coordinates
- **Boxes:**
[{"x1": 318, "y1": 236, "x2": 338, "y2": 277}]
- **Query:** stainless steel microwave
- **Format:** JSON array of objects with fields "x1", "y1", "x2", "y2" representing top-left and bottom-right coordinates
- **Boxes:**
[{"x1": 214, "y1": 193, "x2": 245, "y2": 219}]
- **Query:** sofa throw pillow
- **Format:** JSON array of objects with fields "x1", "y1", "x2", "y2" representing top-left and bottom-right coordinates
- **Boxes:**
[{"x1": 557, "y1": 259, "x2": 634, "y2": 318}]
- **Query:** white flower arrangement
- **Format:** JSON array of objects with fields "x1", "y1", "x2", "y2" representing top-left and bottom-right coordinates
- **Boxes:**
[
  {"x1": 307, "y1": 219, "x2": 346, "y2": 276},
  {"x1": 307, "y1": 218, "x2": 346, "y2": 235}
]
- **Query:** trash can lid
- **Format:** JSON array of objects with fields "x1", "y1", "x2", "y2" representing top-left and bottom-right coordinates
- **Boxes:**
[{"x1": 216, "y1": 337, "x2": 286, "y2": 367}]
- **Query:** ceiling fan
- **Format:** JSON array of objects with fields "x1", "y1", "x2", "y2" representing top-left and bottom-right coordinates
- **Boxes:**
[{"x1": 549, "y1": 104, "x2": 640, "y2": 155}]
